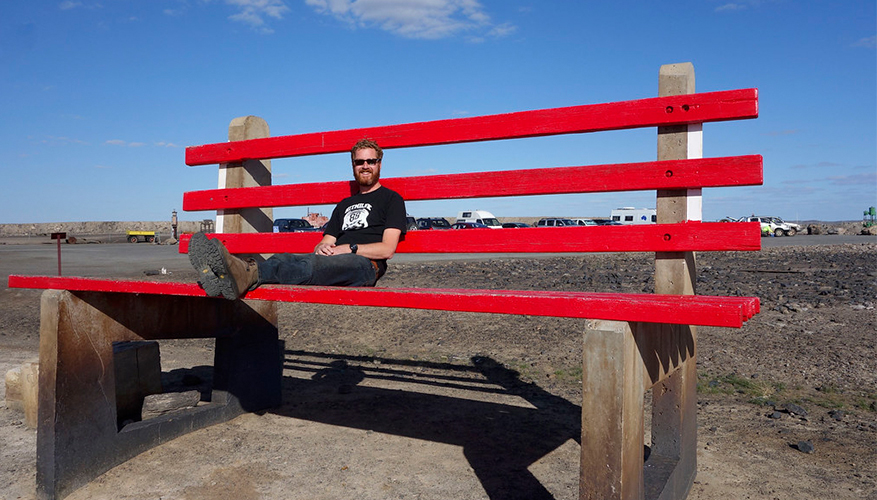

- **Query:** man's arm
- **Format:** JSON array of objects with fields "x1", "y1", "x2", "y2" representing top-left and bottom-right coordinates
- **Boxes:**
[
  {"x1": 314, "y1": 229, "x2": 402, "y2": 259},
  {"x1": 348, "y1": 228, "x2": 402, "y2": 260},
  {"x1": 314, "y1": 234, "x2": 337, "y2": 256},
  {"x1": 323, "y1": 228, "x2": 401, "y2": 259}
]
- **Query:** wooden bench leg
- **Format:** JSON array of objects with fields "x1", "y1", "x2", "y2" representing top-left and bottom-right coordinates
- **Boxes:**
[
  {"x1": 581, "y1": 320, "x2": 645, "y2": 500},
  {"x1": 647, "y1": 324, "x2": 697, "y2": 500},
  {"x1": 581, "y1": 320, "x2": 697, "y2": 500},
  {"x1": 36, "y1": 290, "x2": 280, "y2": 500}
]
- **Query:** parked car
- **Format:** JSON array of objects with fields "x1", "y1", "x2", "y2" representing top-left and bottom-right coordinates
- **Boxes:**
[
  {"x1": 572, "y1": 218, "x2": 598, "y2": 226},
  {"x1": 416, "y1": 217, "x2": 452, "y2": 230},
  {"x1": 722, "y1": 215, "x2": 800, "y2": 237},
  {"x1": 591, "y1": 218, "x2": 621, "y2": 226},
  {"x1": 273, "y1": 218, "x2": 321, "y2": 232},
  {"x1": 451, "y1": 222, "x2": 490, "y2": 229},
  {"x1": 536, "y1": 218, "x2": 578, "y2": 227},
  {"x1": 406, "y1": 215, "x2": 417, "y2": 231},
  {"x1": 750, "y1": 216, "x2": 800, "y2": 237},
  {"x1": 766, "y1": 216, "x2": 803, "y2": 235},
  {"x1": 501, "y1": 222, "x2": 530, "y2": 228}
]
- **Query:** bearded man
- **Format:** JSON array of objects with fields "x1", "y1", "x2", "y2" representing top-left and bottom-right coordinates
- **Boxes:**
[{"x1": 188, "y1": 138, "x2": 407, "y2": 300}]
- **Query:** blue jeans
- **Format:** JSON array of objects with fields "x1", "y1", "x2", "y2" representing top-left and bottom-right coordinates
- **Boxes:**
[{"x1": 257, "y1": 253, "x2": 377, "y2": 287}]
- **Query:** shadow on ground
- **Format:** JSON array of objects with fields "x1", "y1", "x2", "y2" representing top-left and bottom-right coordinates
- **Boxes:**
[{"x1": 271, "y1": 350, "x2": 582, "y2": 500}]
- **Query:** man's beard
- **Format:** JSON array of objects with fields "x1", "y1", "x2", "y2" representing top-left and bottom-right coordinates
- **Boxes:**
[{"x1": 355, "y1": 167, "x2": 380, "y2": 187}]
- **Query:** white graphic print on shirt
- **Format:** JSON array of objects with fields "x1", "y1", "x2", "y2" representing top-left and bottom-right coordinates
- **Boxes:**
[{"x1": 342, "y1": 203, "x2": 372, "y2": 231}]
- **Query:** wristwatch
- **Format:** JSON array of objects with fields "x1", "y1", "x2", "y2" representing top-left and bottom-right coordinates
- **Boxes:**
[{"x1": 349, "y1": 243, "x2": 358, "y2": 254}]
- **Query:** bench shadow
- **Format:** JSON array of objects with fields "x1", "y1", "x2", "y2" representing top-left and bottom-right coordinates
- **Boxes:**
[{"x1": 269, "y1": 350, "x2": 582, "y2": 500}]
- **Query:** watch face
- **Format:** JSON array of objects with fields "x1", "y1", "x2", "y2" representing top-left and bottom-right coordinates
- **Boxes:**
[{"x1": 350, "y1": 243, "x2": 358, "y2": 254}]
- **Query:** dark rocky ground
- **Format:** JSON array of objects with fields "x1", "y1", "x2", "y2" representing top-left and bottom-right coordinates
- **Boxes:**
[{"x1": 0, "y1": 242, "x2": 875, "y2": 499}]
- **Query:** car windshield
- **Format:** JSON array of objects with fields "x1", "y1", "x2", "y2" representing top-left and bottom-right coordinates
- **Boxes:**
[
  {"x1": 481, "y1": 218, "x2": 500, "y2": 226},
  {"x1": 432, "y1": 219, "x2": 451, "y2": 228}
]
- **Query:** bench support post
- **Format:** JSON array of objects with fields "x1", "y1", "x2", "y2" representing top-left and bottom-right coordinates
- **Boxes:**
[
  {"x1": 580, "y1": 320, "x2": 645, "y2": 499},
  {"x1": 35, "y1": 290, "x2": 280, "y2": 500},
  {"x1": 216, "y1": 116, "x2": 274, "y2": 236},
  {"x1": 651, "y1": 62, "x2": 699, "y2": 499},
  {"x1": 580, "y1": 319, "x2": 697, "y2": 500}
]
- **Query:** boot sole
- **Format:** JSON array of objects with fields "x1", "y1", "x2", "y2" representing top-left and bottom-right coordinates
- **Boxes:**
[{"x1": 188, "y1": 233, "x2": 240, "y2": 300}]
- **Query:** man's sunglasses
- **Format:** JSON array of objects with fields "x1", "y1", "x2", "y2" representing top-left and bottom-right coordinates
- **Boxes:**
[{"x1": 353, "y1": 158, "x2": 380, "y2": 166}]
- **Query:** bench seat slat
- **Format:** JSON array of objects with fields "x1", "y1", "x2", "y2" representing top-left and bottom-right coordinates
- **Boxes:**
[
  {"x1": 185, "y1": 89, "x2": 758, "y2": 166},
  {"x1": 183, "y1": 156, "x2": 763, "y2": 211},
  {"x1": 6, "y1": 275, "x2": 758, "y2": 328},
  {"x1": 177, "y1": 222, "x2": 761, "y2": 254}
]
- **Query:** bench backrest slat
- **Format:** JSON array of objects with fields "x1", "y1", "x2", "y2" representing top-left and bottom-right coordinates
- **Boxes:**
[
  {"x1": 185, "y1": 89, "x2": 758, "y2": 166},
  {"x1": 179, "y1": 221, "x2": 761, "y2": 255},
  {"x1": 183, "y1": 155, "x2": 762, "y2": 211}
]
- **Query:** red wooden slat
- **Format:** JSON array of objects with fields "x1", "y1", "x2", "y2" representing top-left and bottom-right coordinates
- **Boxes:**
[
  {"x1": 183, "y1": 155, "x2": 763, "y2": 211},
  {"x1": 6, "y1": 275, "x2": 758, "y2": 328},
  {"x1": 185, "y1": 89, "x2": 758, "y2": 166},
  {"x1": 7, "y1": 275, "x2": 209, "y2": 296},
  {"x1": 177, "y1": 222, "x2": 761, "y2": 254},
  {"x1": 375, "y1": 287, "x2": 758, "y2": 324}
]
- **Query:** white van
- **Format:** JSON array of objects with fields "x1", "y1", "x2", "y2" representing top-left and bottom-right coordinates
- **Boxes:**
[
  {"x1": 610, "y1": 207, "x2": 656, "y2": 225},
  {"x1": 456, "y1": 210, "x2": 502, "y2": 229}
]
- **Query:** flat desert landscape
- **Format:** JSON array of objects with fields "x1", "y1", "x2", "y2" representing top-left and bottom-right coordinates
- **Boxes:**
[{"x1": 1, "y1": 235, "x2": 875, "y2": 500}]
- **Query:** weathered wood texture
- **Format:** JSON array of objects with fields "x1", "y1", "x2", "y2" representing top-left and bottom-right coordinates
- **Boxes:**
[
  {"x1": 216, "y1": 115, "x2": 273, "y2": 236},
  {"x1": 34, "y1": 290, "x2": 280, "y2": 500},
  {"x1": 648, "y1": 62, "x2": 700, "y2": 500},
  {"x1": 28, "y1": 117, "x2": 284, "y2": 500}
]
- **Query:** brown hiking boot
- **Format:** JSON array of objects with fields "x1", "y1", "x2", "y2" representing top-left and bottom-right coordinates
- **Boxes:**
[{"x1": 188, "y1": 232, "x2": 259, "y2": 300}]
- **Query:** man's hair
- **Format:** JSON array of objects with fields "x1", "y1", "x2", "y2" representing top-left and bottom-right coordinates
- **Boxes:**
[{"x1": 350, "y1": 138, "x2": 383, "y2": 162}]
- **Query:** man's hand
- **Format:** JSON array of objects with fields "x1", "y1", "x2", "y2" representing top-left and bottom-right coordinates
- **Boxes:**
[
  {"x1": 313, "y1": 229, "x2": 402, "y2": 259},
  {"x1": 314, "y1": 242, "x2": 335, "y2": 255},
  {"x1": 314, "y1": 235, "x2": 338, "y2": 255}
]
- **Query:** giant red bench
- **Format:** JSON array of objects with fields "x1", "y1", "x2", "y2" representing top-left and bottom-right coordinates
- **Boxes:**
[{"x1": 9, "y1": 62, "x2": 761, "y2": 500}]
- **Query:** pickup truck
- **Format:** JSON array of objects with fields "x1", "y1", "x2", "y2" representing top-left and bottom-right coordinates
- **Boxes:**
[
  {"x1": 273, "y1": 218, "x2": 322, "y2": 232},
  {"x1": 721, "y1": 216, "x2": 802, "y2": 237}
]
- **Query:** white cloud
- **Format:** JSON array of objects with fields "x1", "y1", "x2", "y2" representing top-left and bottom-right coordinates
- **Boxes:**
[
  {"x1": 715, "y1": 3, "x2": 747, "y2": 12},
  {"x1": 826, "y1": 172, "x2": 877, "y2": 186},
  {"x1": 226, "y1": 0, "x2": 291, "y2": 33},
  {"x1": 851, "y1": 35, "x2": 876, "y2": 49},
  {"x1": 59, "y1": 1, "x2": 102, "y2": 10},
  {"x1": 42, "y1": 136, "x2": 88, "y2": 146},
  {"x1": 306, "y1": 0, "x2": 515, "y2": 40},
  {"x1": 790, "y1": 161, "x2": 844, "y2": 170},
  {"x1": 763, "y1": 129, "x2": 800, "y2": 137},
  {"x1": 486, "y1": 22, "x2": 516, "y2": 38},
  {"x1": 105, "y1": 140, "x2": 145, "y2": 147}
]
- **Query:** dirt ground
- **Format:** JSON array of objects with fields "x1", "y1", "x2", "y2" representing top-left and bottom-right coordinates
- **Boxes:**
[{"x1": 1, "y1": 241, "x2": 875, "y2": 500}]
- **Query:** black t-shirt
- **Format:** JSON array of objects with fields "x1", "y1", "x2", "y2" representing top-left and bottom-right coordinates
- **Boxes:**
[{"x1": 323, "y1": 186, "x2": 407, "y2": 274}]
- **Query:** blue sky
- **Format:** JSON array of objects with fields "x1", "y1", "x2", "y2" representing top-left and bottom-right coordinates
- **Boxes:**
[{"x1": 2, "y1": 0, "x2": 875, "y2": 224}]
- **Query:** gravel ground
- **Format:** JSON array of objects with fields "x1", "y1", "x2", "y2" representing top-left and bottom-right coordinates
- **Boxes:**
[{"x1": 0, "y1": 241, "x2": 875, "y2": 500}]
